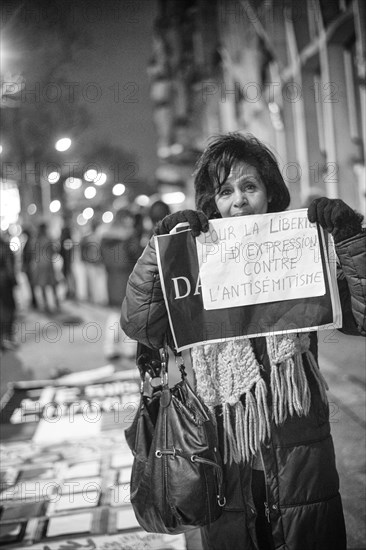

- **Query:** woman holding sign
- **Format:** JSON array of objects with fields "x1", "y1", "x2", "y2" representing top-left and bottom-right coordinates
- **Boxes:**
[{"x1": 121, "y1": 133, "x2": 365, "y2": 550}]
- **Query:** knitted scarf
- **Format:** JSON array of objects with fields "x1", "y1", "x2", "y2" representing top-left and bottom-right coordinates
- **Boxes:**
[{"x1": 191, "y1": 333, "x2": 329, "y2": 464}]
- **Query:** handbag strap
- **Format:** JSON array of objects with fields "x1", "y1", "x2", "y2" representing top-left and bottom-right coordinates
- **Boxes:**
[
  {"x1": 160, "y1": 346, "x2": 188, "y2": 384},
  {"x1": 136, "y1": 342, "x2": 186, "y2": 393}
]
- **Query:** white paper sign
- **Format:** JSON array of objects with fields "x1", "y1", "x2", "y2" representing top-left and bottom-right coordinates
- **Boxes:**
[{"x1": 196, "y1": 209, "x2": 325, "y2": 310}]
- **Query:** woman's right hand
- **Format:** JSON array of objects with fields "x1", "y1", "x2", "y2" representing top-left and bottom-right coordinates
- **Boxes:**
[{"x1": 155, "y1": 210, "x2": 209, "y2": 237}]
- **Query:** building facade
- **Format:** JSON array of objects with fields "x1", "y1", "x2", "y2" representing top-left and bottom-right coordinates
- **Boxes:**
[{"x1": 148, "y1": 0, "x2": 366, "y2": 215}]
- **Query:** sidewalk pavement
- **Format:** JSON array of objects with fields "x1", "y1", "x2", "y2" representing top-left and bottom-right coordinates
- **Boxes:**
[
  {"x1": 0, "y1": 299, "x2": 203, "y2": 550},
  {"x1": 1, "y1": 300, "x2": 135, "y2": 395},
  {"x1": 317, "y1": 331, "x2": 366, "y2": 549},
  {"x1": 1, "y1": 299, "x2": 365, "y2": 549}
]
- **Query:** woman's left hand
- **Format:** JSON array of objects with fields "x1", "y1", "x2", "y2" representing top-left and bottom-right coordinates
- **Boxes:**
[{"x1": 307, "y1": 197, "x2": 363, "y2": 243}]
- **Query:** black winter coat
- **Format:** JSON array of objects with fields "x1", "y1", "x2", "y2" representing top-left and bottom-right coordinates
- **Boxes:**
[{"x1": 121, "y1": 231, "x2": 366, "y2": 550}]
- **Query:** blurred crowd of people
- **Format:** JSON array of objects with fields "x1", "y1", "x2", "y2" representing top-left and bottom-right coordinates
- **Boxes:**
[{"x1": 0, "y1": 200, "x2": 171, "y2": 354}]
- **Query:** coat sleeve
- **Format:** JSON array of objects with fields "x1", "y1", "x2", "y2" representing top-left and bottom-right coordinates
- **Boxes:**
[
  {"x1": 120, "y1": 236, "x2": 169, "y2": 349},
  {"x1": 336, "y1": 231, "x2": 366, "y2": 336}
]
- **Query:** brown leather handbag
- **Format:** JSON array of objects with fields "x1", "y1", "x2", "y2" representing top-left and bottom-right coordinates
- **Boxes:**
[{"x1": 125, "y1": 344, "x2": 225, "y2": 534}]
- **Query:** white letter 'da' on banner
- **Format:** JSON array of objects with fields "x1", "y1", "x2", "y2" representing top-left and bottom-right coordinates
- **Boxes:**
[{"x1": 172, "y1": 277, "x2": 191, "y2": 299}]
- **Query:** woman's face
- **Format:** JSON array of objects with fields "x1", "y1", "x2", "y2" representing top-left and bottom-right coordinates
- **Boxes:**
[{"x1": 214, "y1": 162, "x2": 269, "y2": 218}]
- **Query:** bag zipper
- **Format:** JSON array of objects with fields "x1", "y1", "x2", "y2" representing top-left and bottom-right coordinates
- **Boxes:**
[
  {"x1": 154, "y1": 449, "x2": 226, "y2": 508},
  {"x1": 191, "y1": 454, "x2": 226, "y2": 507}
]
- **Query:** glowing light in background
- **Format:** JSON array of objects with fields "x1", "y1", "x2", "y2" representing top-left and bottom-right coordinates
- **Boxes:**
[
  {"x1": 77, "y1": 214, "x2": 87, "y2": 226},
  {"x1": 135, "y1": 194, "x2": 150, "y2": 207},
  {"x1": 47, "y1": 171, "x2": 60, "y2": 183},
  {"x1": 170, "y1": 143, "x2": 183, "y2": 155},
  {"x1": 65, "y1": 177, "x2": 82, "y2": 190},
  {"x1": 49, "y1": 200, "x2": 61, "y2": 213},
  {"x1": 94, "y1": 172, "x2": 107, "y2": 186},
  {"x1": 0, "y1": 181, "x2": 21, "y2": 229},
  {"x1": 268, "y1": 102, "x2": 284, "y2": 130},
  {"x1": 84, "y1": 168, "x2": 98, "y2": 182},
  {"x1": 112, "y1": 183, "x2": 126, "y2": 196},
  {"x1": 102, "y1": 211, "x2": 113, "y2": 223},
  {"x1": 8, "y1": 224, "x2": 22, "y2": 237},
  {"x1": 83, "y1": 207, "x2": 94, "y2": 220},
  {"x1": 10, "y1": 236, "x2": 20, "y2": 251},
  {"x1": 161, "y1": 191, "x2": 186, "y2": 205},
  {"x1": 84, "y1": 186, "x2": 97, "y2": 199},
  {"x1": 55, "y1": 138, "x2": 72, "y2": 152},
  {"x1": 157, "y1": 146, "x2": 170, "y2": 159},
  {"x1": 27, "y1": 203, "x2": 37, "y2": 215},
  {"x1": 0, "y1": 145, "x2": 3, "y2": 154}
]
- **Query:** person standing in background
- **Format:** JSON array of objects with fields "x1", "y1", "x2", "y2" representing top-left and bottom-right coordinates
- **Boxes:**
[
  {"x1": 79, "y1": 219, "x2": 107, "y2": 305},
  {"x1": 100, "y1": 208, "x2": 142, "y2": 360},
  {"x1": 139, "y1": 199, "x2": 171, "y2": 248},
  {"x1": 21, "y1": 227, "x2": 39, "y2": 310},
  {"x1": 60, "y1": 223, "x2": 76, "y2": 300},
  {"x1": 33, "y1": 222, "x2": 60, "y2": 313},
  {"x1": 0, "y1": 233, "x2": 18, "y2": 351},
  {"x1": 149, "y1": 199, "x2": 171, "y2": 231}
]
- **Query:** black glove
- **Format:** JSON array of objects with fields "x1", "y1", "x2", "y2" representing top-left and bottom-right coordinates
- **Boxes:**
[
  {"x1": 307, "y1": 197, "x2": 363, "y2": 243},
  {"x1": 155, "y1": 210, "x2": 209, "y2": 237}
]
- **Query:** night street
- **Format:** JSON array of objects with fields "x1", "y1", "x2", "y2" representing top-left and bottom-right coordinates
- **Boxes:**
[{"x1": 1, "y1": 1, "x2": 365, "y2": 548}]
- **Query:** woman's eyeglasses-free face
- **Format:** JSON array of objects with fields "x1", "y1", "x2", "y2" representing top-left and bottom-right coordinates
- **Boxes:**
[{"x1": 214, "y1": 162, "x2": 269, "y2": 218}]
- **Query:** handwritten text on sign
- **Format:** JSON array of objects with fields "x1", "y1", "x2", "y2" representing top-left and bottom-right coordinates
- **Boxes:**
[{"x1": 196, "y1": 209, "x2": 325, "y2": 310}]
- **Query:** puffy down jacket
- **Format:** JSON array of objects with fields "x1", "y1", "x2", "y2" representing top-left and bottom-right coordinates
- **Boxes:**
[{"x1": 121, "y1": 231, "x2": 365, "y2": 550}]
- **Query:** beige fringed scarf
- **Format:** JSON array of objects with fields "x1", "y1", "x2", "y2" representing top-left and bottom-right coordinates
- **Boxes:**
[{"x1": 191, "y1": 333, "x2": 329, "y2": 464}]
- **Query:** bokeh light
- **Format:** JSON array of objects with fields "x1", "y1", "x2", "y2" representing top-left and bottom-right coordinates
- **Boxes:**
[
  {"x1": 8, "y1": 224, "x2": 22, "y2": 237},
  {"x1": 84, "y1": 168, "x2": 99, "y2": 182},
  {"x1": 47, "y1": 171, "x2": 60, "y2": 183},
  {"x1": 55, "y1": 138, "x2": 72, "y2": 152},
  {"x1": 27, "y1": 203, "x2": 37, "y2": 215},
  {"x1": 77, "y1": 214, "x2": 87, "y2": 226},
  {"x1": 84, "y1": 186, "x2": 97, "y2": 199},
  {"x1": 10, "y1": 236, "x2": 21, "y2": 251},
  {"x1": 135, "y1": 194, "x2": 150, "y2": 207},
  {"x1": 170, "y1": 143, "x2": 183, "y2": 155},
  {"x1": 162, "y1": 191, "x2": 186, "y2": 205},
  {"x1": 94, "y1": 172, "x2": 107, "y2": 186},
  {"x1": 102, "y1": 211, "x2": 113, "y2": 223},
  {"x1": 65, "y1": 177, "x2": 82, "y2": 190},
  {"x1": 49, "y1": 200, "x2": 61, "y2": 213},
  {"x1": 83, "y1": 207, "x2": 94, "y2": 220},
  {"x1": 112, "y1": 183, "x2": 126, "y2": 196}
]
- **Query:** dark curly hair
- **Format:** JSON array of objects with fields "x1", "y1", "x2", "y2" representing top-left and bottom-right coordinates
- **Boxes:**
[{"x1": 194, "y1": 133, "x2": 290, "y2": 218}]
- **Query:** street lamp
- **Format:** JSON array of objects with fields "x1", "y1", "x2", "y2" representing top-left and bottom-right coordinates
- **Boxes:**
[
  {"x1": 135, "y1": 195, "x2": 150, "y2": 207},
  {"x1": 83, "y1": 207, "x2": 94, "y2": 220},
  {"x1": 39, "y1": 137, "x2": 71, "y2": 218},
  {"x1": 50, "y1": 200, "x2": 61, "y2": 213},
  {"x1": 84, "y1": 168, "x2": 98, "y2": 182},
  {"x1": 55, "y1": 137, "x2": 72, "y2": 152},
  {"x1": 84, "y1": 186, "x2": 96, "y2": 199},
  {"x1": 102, "y1": 211, "x2": 113, "y2": 223},
  {"x1": 47, "y1": 171, "x2": 61, "y2": 183},
  {"x1": 112, "y1": 183, "x2": 126, "y2": 196},
  {"x1": 65, "y1": 177, "x2": 82, "y2": 190},
  {"x1": 94, "y1": 172, "x2": 107, "y2": 186}
]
